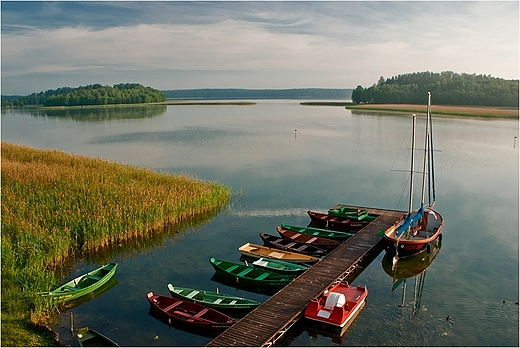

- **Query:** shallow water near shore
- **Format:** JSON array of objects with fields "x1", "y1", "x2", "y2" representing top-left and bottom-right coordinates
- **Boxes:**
[{"x1": 2, "y1": 100, "x2": 518, "y2": 346}]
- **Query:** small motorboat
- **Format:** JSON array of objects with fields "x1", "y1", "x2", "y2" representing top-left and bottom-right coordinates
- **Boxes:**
[{"x1": 304, "y1": 282, "x2": 368, "y2": 327}]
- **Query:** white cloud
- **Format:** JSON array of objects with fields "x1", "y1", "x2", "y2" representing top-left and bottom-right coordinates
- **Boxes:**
[{"x1": 1, "y1": 1, "x2": 518, "y2": 94}]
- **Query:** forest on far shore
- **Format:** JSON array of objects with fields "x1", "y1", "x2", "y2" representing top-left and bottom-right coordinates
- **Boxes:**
[
  {"x1": 1, "y1": 83, "x2": 166, "y2": 107},
  {"x1": 351, "y1": 71, "x2": 519, "y2": 107}
]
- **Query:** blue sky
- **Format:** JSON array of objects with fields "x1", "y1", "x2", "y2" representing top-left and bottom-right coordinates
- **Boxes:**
[{"x1": 1, "y1": 1, "x2": 518, "y2": 95}]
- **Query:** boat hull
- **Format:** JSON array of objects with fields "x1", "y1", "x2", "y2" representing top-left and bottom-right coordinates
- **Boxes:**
[
  {"x1": 384, "y1": 208, "x2": 443, "y2": 259},
  {"x1": 167, "y1": 284, "x2": 260, "y2": 310},
  {"x1": 276, "y1": 226, "x2": 341, "y2": 251},
  {"x1": 307, "y1": 211, "x2": 370, "y2": 232},
  {"x1": 77, "y1": 327, "x2": 119, "y2": 347},
  {"x1": 280, "y1": 223, "x2": 354, "y2": 241},
  {"x1": 210, "y1": 257, "x2": 297, "y2": 289},
  {"x1": 147, "y1": 292, "x2": 235, "y2": 332},
  {"x1": 259, "y1": 232, "x2": 328, "y2": 257},
  {"x1": 328, "y1": 204, "x2": 379, "y2": 221},
  {"x1": 251, "y1": 257, "x2": 308, "y2": 275},
  {"x1": 44, "y1": 263, "x2": 118, "y2": 303},
  {"x1": 238, "y1": 242, "x2": 320, "y2": 264}
]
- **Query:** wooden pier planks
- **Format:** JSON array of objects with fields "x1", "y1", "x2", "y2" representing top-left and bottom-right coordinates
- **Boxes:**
[{"x1": 207, "y1": 206, "x2": 403, "y2": 347}]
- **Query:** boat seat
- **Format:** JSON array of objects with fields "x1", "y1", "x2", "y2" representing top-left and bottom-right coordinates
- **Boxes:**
[
  {"x1": 236, "y1": 268, "x2": 253, "y2": 277},
  {"x1": 84, "y1": 274, "x2": 102, "y2": 281},
  {"x1": 62, "y1": 285, "x2": 77, "y2": 291},
  {"x1": 226, "y1": 265, "x2": 240, "y2": 272},
  {"x1": 229, "y1": 300, "x2": 237, "y2": 305},
  {"x1": 194, "y1": 308, "x2": 209, "y2": 318},
  {"x1": 268, "y1": 251, "x2": 284, "y2": 259},
  {"x1": 213, "y1": 298, "x2": 224, "y2": 304},
  {"x1": 255, "y1": 272, "x2": 270, "y2": 281},
  {"x1": 253, "y1": 260, "x2": 268, "y2": 267},
  {"x1": 324, "y1": 292, "x2": 346, "y2": 310},
  {"x1": 163, "y1": 300, "x2": 183, "y2": 312},
  {"x1": 307, "y1": 237, "x2": 318, "y2": 243},
  {"x1": 186, "y1": 290, "x2": 199, "y2": 299}
]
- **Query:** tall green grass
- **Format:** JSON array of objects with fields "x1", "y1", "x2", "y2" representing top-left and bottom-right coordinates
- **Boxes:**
[{"x1": 1, "y1": 142, "x2": 232, "y2": 345}]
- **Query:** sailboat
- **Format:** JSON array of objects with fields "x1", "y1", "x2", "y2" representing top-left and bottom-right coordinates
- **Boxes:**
[{"x1": 384, "y1": 92, "x2": 444, "y2": 259}]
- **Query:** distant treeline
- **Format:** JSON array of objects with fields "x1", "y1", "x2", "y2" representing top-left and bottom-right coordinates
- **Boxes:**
[
  {"x1": 351, "y1": 71, "x2": 519, "y2": 107},
  {"x1": 163, "y1": 88, "x2": 352, "y2": 100},
  {"x1": 1, "y1": 83, "x2": 166, "y2": 107}
]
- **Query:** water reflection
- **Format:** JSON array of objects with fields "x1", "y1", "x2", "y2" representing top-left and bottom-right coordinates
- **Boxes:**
[
  {"x1": 304, "y1": 301, "x2": 366, "y2": 345},
  {"x1": 210, "y1": 272, "x2": 279, "y2": 297},
  {"x1": 60, "y1": 277, "x2": 119, "y2": 312},
  {"x1": 382, "y1": 239, "x2": 442, "y2": 316},
  {"x1": 147, "y1": 308, "x2": 220, "y2": 339},
  {"x1": 382, "y1": 239, "x2": 442, "y2": 287},
  {"x1": 83, "y1": 209, "x2": 227, "y2": 266},
  {"x1": 24, "y1": 104, "x2": 167, "y2": 121}
]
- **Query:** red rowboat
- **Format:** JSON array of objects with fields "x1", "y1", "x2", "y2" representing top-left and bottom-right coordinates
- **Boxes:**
[
  {"x1": 304, "y1": 282, "x2": 368, "y2": 327},
  {"x1": 276, "y1": 226, "x2": 341, "y2": 251},
  {"x1": 146, "y1": 292, "x2": 235, "y2": 332}
]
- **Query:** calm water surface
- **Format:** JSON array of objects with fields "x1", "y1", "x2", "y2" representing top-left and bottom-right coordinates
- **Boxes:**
[{"x1": 2, "y1": 101, "x2": 518, "y2": 346}]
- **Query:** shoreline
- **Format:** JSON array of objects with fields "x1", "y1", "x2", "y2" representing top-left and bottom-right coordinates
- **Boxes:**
[
  {"x1": 1, "y1": 142, "x2": 232, "y2": 346},
  {"x1": 300, "y1": 102, "x2": 518, "y2": 118},
  {"x1": 344, "y1": 103, "x2": 518, "y2": 118}
]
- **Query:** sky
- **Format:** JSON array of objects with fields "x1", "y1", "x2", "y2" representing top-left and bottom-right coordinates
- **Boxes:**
[{"x1": 1, "y1": 1, "x2": 518, "y2": 95}]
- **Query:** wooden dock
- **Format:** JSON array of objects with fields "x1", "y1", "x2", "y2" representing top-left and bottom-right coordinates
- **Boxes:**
[{"x1": 207, "y1": 206, "x2": 404, "y2": 347}]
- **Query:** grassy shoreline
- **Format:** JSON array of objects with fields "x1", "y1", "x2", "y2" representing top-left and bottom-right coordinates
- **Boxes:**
[
  {"x1": 1, "y1": 100, "x2": 256, "y2": 110},
  {"x1": 1, "y1": 142, "x2": 232, "y2": 346},
  {"x1": 344, "y1": 103, "x2": 518, "y2": 118},
  {"x1": 159, "y1": 101, "x2": 256, "y2": 105}
]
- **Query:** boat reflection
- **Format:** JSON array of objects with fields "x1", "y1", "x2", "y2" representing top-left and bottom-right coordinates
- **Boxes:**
[
  {"x1": 382, "y1": 239, "x2": 441, "y2": 313},
  {"x1": 382, "y1": 239, "x2": 442, "y2": 286},
  {"x1": 210, "y1": 272, "x2": 280, "y2": 297},
  {"x1": 147, "y1": 308, "x2": 220, "y2": 339},
  {"x1": 304, "y1": 300, "x2": 366, "y2": 345},
  {"x1": 61, "y1": 277, "x2": 119, "y2": 311}
]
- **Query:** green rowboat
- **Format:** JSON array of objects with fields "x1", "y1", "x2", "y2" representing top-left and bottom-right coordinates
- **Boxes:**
[
  {"x1": 251, "y1": 257, "x2": 309, "y2": 275},
  {"x1": 210, "y1": 258, "x2": 296, "y2": 289},
  {"x1": 43, "y1": 263, "x2": 118, "y2": 302},
  {"x1": 167, "y1": 284, "x2": 261, "y2": 310},
  {"x1": 77, "y1": 327, "x2": 119, "y2": 347},
  {"x1": 328, "y1": 204, "x2": 379, "y2": 221},
  {"x1": 280, "y1": 223, "x2": 354, "y2": 241}
]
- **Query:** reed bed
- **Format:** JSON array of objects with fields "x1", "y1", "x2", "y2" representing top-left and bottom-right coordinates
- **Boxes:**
[
  {"x1": 345, "y1": 103, "x2": 519, "y2": 118},
  {"x1": 1, "y1": 142, "x2": 232, "y2": 343}
]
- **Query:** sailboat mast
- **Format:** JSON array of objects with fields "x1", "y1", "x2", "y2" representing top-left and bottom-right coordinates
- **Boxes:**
[
  {"x1": 428, "y1": 96, "x2": 436, "y2": 206},
  {"x1": 420, "y1": 92, "x2": 432, "y2": 206},
  {"x1": 408, "y1": 114, "x2": 416, "y2": 214}
]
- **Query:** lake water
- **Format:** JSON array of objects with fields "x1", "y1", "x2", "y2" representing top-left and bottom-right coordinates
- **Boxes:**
[{"x1": 2, "y1": 101, "x2": 518, "y2": 346}]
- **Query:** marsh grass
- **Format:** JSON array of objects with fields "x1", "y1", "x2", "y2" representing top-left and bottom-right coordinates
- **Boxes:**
[
  {"x1": 1, "y1": 142, "x2": 232, "y2": 345},
  {"x1": 345, "y1": 103, "x2": 519, "y2": 118}
]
